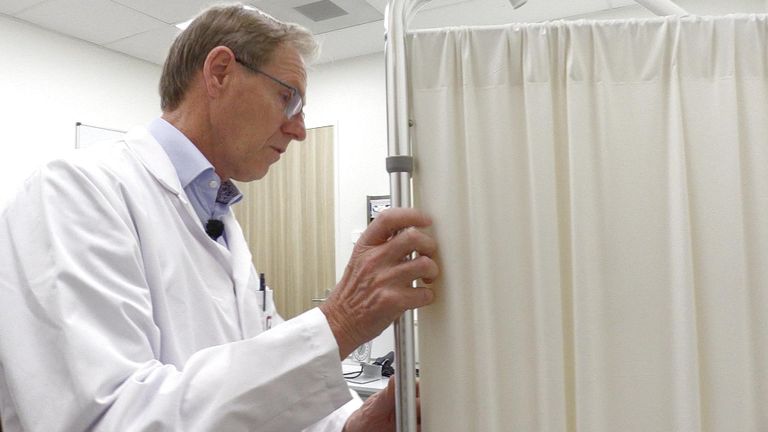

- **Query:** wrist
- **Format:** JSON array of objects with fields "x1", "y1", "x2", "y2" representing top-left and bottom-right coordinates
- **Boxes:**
[{"x1": 318, "y1": 302, "x2": 358, "y2": 359}]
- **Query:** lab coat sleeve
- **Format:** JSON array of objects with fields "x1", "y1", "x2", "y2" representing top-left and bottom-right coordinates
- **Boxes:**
[
  {"x1": 0, "y1": 160, "x2": 354, "y2": 432},
  {"x1": 267, "y1": 309, "x2": 365, "y2": 432},
  {"x1": 303, "y1": 390, "x2": 363, "y2": 432}
]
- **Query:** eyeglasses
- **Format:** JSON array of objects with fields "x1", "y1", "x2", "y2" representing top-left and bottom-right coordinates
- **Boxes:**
[{"x1": 235, "y1": 57, "x2": 304, "y2": 119}]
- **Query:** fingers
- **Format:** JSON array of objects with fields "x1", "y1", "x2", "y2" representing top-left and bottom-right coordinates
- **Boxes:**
[
  {"x1": 376, "y1": 256, "x2": 439, "y2": 293},
  {"x1": 386, "y1": 376, "x2": 396, "y2": 400},
  {"x1": 342, "y1": 379, "x2": 398, "y2": 431},
  {"x1": 392, "y1": 285, "x2": 434, "y2": 312},
  {"x1": 358, "y1": 208, "x2": 432, "y2": 247},
  {"x1": 354, "y1": 208, "x2": 439, "y2": 285},
  {"x1": 381, "y1": 227, "x2": 438, "y2": 263},
  {"x1": 323, "y1": 208, "x2": 439, "y2": 357},
  {"x1": 416, "y1": 397, "x2": 422, "y2": 431},
  {"x1": 385, "y1": 378, "x2": 421, "y2": 431}
]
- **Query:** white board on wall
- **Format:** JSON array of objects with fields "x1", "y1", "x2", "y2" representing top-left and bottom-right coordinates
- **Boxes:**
[{"x1": 75, "y1": 122, "x2": 126, "y2": 149}]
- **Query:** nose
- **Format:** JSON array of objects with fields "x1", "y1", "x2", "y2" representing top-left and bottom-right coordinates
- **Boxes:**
[{"x1": 282, "y1": 113, "x2": 306, "y2": 141}]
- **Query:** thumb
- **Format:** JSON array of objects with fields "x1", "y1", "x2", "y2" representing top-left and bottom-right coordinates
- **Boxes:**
[{"x1": 385, "y1": 375, "x2": 396, "y2": 400}]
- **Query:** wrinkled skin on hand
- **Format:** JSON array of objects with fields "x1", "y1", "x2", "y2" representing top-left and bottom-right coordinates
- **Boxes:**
[{"x1": 319, "y1": 208, "x2": 439, "y2": 359}]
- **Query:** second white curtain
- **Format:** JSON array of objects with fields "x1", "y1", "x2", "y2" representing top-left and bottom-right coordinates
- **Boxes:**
[
  {"x1": 233, "y1": 126, "x2": 335, "y2": 319},
  {"x1": 409, "y1": 15, "x2": 768, "y2": 432}
]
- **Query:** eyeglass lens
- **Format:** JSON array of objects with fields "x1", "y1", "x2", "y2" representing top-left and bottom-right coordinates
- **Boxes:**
[{"x1": 286, "y1": 91, "x2": 303, "y2": 118}]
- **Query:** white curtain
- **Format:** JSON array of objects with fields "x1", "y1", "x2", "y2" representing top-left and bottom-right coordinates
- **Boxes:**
[
  {"x1": 233, "y1": 126, "x2": 335, "y2": 320},
  {"x1": 409, "y1": 15, "x2": 768, "y2": 432}
]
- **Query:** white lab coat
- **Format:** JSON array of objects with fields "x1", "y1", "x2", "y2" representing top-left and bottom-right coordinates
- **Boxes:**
[{"x1": 0, "y1": 127, "x2": 361, "y2": 431}]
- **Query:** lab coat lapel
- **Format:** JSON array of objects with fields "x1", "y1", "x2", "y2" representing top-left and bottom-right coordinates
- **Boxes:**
[
  {"x1": 223, "y1": 211, "x2": 263, "y2": 337},
  {"x1": 123, "y1": 127, "x2": 240, "y2": 285},
  {"x1": 123, "y1": 126, "x2": 184, "y2": 196},
  {"x1": 124, "y1": 127, "x2": 262, "y2": 337}
]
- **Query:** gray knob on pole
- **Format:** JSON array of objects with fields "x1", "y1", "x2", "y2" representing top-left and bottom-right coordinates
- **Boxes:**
[{"x1": 386, "y1": 155, "x2": 414, "y2": 174}]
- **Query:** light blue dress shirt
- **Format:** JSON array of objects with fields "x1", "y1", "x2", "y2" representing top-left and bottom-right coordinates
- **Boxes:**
[{"x1": 147, "y1": 117, "x2": 242, "y2": 246}]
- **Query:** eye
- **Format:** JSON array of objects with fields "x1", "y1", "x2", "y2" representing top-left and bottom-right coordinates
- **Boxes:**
[{"x1": 280, "y1": 91, "x2": 292, "y2": 104}]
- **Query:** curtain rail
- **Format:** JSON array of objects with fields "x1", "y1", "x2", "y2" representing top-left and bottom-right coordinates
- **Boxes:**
[{"x1": 636, "y1": 0, "x2": 689, "y2": 16}]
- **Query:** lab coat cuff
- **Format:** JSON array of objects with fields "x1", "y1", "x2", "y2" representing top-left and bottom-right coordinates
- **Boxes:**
[
  {"x1": 303, "y1": 391, "x2": 363, "y2": 432},
  {"x1": 296, "y1": 307, "x2": 354, "y2": 411}
]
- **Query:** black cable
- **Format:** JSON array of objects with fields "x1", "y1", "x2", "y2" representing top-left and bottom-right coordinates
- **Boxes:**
[{"x1": 343, "y1": 366, "x2": 364, "y2": 380}]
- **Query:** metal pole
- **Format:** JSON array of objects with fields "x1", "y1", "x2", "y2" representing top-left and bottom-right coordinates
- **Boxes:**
[{"x1": 384, "y1": 1, "x2": 432, "y2": 431}]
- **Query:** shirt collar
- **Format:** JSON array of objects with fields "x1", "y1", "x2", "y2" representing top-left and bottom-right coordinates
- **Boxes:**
[
  {"x1": 147, "y1": 117, "x2": 242, "y2": 209},
  {"x1": 147, "y1": 117, "x2": 214, "y2": 189}
]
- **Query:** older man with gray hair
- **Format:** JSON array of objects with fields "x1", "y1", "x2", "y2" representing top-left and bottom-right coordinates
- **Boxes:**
[{"x1": 0, "y1": 3, "x2": 438, "y2": 431}]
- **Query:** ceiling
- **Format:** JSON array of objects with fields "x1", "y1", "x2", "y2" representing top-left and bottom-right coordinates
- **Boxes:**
[{"x1": 0, "y1": 0, "x2": 765, "y2": 66}]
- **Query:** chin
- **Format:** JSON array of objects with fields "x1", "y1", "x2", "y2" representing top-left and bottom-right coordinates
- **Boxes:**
[{"x1": 235, "y1": 166, "x2": 270, "y2": 182}]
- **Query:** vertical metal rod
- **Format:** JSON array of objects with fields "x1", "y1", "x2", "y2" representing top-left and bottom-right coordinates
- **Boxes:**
[
  {"x1": 393, "y1": 311, "x2": 417, "y2": 432},
  {"x1": 392, "y1": 172, "x2": 415, "y2": 432},
  {"x1": 384, "y1": 1, "x2": 431, "y2": 431}
]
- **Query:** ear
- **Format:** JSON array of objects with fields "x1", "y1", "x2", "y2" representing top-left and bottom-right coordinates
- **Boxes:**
[{"x1": 202, "y1": 46, "x2": 237, "y2": 99}]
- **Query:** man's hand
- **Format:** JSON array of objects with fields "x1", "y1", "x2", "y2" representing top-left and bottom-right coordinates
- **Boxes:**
[
  {"x1": 342, "y1": 379, "x2": 422, "y2": 432},
  {"x1": 319, "y1": 208, "x2": 438, "y2": 358}
]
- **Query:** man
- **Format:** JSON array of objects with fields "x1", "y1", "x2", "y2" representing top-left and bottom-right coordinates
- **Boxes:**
[{"x1": 0, "y1": 4, "x2": 438, "y2": 431}]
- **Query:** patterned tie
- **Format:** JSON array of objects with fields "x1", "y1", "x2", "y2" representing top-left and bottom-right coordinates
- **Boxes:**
[{"x1": 216, "y1": 180, "x2": 238, "y2": 204}]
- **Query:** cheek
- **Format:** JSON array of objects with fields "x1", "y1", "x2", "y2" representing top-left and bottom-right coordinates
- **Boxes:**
[
  {"x1": 236, "y1": 133, "x2": 273, "y2": 167},
  {"x1": 246, "y1": 103, "x2": 284, "y2": 139}
]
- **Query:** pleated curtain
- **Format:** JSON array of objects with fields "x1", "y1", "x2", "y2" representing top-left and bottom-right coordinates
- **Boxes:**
[
  {"x1": 233, "y1": 126, "x2": 336, "y2": 320},
  {"x1": 409, "y1": 15, "x2": 768, "y2": 431}
]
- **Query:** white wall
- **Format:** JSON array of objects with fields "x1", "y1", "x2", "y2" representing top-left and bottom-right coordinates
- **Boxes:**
[
  {"x1": 305, "y1": 53, "x2": 390, "y2": 281},
  {"x1": 0, "y1": 15, "x2": 161, "y2": 208},
  {"x1": 305, "y1": 53, "x2": 395, "y2": 357}
]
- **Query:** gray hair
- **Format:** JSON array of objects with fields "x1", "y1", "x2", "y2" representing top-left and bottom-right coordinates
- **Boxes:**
[{"x1": 159, "y1": 3, "x2": 318, "y2": 112}]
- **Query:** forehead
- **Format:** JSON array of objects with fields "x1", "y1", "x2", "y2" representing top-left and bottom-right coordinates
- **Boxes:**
[{"x1": 262, "y1": 44, "x2": 307, "y2": 94}]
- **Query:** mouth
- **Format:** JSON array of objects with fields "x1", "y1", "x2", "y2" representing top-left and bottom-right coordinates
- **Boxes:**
[{"x1": 270, "y1": 146, "x2": 285, "y2": 154}]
